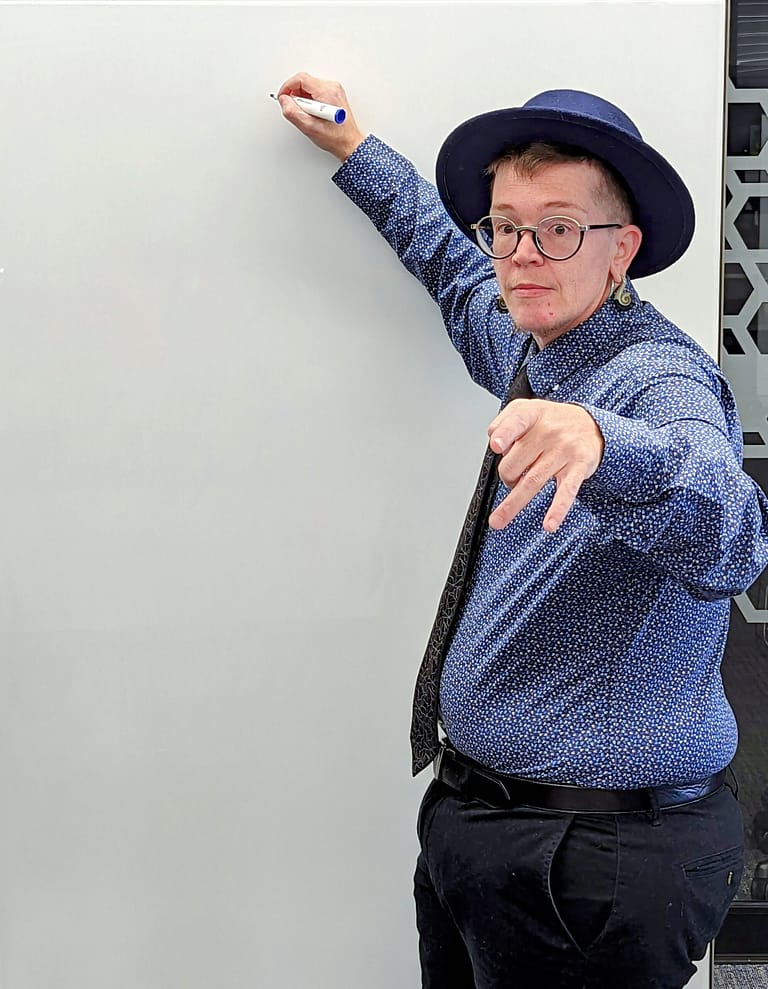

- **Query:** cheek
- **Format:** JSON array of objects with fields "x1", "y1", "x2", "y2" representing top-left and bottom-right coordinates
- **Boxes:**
[
  {"x1": 560, "y1": 264, "x2": 602, "y2": 301},
  {"x1": 556, "y1": 274, "x2": 579, "y2": 301}
]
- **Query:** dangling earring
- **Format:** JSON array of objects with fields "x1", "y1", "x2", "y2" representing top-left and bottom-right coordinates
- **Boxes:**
[
  {"x1": 612, "y1": 275, "x2": 633, "y2": 309},
  {"x1": 496, "y1": 295, "x2": 509, "y2": 313}
]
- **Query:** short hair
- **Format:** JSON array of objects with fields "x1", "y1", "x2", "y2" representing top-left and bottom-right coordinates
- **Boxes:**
[{"x1": 485, "y1": 142, "x2": 635, "y2": 225}]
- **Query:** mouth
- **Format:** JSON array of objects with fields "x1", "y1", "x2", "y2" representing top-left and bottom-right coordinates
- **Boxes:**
[{"x1": 509, "y1": 284, "x2": 551, "y2": 297}]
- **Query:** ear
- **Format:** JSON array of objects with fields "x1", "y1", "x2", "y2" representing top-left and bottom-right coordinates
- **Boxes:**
[{"x1": 610, "y1": 225, "x2": 642, "y2": 282}]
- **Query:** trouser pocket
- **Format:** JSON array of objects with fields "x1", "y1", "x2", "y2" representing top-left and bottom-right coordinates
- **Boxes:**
[{"x1": 681, "y1": 843, "x2": 743, "y2": 958}]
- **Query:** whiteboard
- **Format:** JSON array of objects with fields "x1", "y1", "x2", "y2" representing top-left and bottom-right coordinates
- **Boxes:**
[{"x1": 0, "y1": 3, "x2": 725, "y2": 987}]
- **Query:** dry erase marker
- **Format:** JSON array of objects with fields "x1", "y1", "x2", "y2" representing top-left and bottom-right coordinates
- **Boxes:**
[{"x1": 269, "y1": 93, "x2": 346, "y2": 125}]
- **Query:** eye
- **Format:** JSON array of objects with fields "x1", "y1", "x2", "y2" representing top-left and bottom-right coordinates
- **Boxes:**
[
  {"x1": 545, "y1": 220, "x2": 576, "y2": 237},
  {"x1": 493, "y1": 220, "x2": 517, "y2": 237}
]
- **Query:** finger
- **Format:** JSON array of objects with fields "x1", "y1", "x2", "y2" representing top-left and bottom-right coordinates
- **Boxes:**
[
  {"x1": 277, "y1": 72, "x2": 347, "y2": 107},
  {"x1": 541, "y1": 469, "x2": 587, "y2": 533},
  {"x1": 489, "y1": 486, "x2": 536, "y2": 531},
  {"x1": 277, "y1": 71, "x2": 323, "y2": 99},
  {"x1": 489, "y1": 452, "x2": 563, "y2": 530},
  {"x1": 276, "y1": 93, "x2": 320, "y2": 128},
  {"x1": 488, "y1": 400, "x2": 539, "y2": 455},
  {"x1": 498, "y1": 447, "x2": 560, "y2": 494},
  {"x1": 489, "y1": 429, "x2": 514, "y2": 455},
  {"x1": 488, "y1": 397, "x2": 535, "y2": 435}
]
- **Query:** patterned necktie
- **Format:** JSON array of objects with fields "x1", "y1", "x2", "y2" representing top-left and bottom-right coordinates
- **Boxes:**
[{"x1": 409, "y1": 355, "x2": 535, "y2": 775}]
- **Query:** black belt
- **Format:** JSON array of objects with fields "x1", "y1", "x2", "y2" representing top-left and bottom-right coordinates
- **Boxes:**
[{"x1": 433, "y1": 741, "x2": 727, "y2": 814}]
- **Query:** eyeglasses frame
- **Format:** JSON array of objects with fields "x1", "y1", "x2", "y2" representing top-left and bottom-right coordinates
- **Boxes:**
[{"x1": 470, "y1": 214, "x2": 624, "y2": 261}]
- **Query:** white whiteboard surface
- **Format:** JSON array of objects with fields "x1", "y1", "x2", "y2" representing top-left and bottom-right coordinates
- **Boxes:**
[{"x1": 0, "y1": 4, "x2": 724, "y2": 988}]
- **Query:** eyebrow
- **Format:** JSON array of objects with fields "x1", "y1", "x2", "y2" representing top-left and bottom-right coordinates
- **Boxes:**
[{"x1": 490, "y1": 200, "x2": 586, "y2": 216}]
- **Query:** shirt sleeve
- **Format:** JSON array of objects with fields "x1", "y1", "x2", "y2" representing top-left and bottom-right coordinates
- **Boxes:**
[
  {"x1": 332, "y1": 134, "x2": 526, "y2": 399},
  {"x1": 577, "y1": 369, "x2": 768, "y2": 601}
]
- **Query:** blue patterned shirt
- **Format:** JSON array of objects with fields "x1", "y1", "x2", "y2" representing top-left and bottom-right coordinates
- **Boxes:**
[{"x1": 334, "y1": 135, "x2": 768, "y2": 788}]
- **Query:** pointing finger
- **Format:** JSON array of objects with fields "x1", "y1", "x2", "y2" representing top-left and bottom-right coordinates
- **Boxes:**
[{"x1": 542, "y1": 469, "x2": 588, "y2": 532}]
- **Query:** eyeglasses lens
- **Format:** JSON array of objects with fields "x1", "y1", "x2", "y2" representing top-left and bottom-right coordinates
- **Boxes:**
[{"x1": 475, "y1": 216, "x2": 582, "y2": 260}]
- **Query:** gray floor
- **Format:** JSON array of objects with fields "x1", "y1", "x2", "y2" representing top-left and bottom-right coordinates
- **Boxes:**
[{"x1": 714, "y1": 965, "x2": 768, "y2": 988}]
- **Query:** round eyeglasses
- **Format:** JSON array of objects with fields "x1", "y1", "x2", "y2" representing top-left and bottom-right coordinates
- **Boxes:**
[{"x1": 471, "y1": 215, "x2": 623, "y2": 261}]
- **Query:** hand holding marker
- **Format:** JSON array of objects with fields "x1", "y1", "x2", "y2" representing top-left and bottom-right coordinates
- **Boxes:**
[
  {"x1": 269, "y1": 93, "x2": 346, "y2": 125},
  {"x1": 272, "y1": 73, "x2": 365, "y2": 162}
]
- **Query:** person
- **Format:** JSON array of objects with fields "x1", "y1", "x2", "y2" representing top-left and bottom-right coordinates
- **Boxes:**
[{"x1": 274, "y1": 72, "x2": 768, "y2": 989}]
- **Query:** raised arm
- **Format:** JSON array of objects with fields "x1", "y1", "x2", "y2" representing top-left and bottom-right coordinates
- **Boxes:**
[{"x1": 274, "y1": 72, "x2": 526, "y2": 397}]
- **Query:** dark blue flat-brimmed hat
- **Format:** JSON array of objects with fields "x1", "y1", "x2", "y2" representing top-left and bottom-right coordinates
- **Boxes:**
[{"x1": 435, "y1": 89, "x2": 694, "y2": 279}]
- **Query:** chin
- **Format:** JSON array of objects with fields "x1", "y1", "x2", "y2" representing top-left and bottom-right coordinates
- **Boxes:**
[{"x1": 510, "y1": 311, "x2": 563, "y2": 335}]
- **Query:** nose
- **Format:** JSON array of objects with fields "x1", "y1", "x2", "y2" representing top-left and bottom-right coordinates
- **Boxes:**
[{"x1": 512, "y1": 228, "x2": 544, "y2": 265}]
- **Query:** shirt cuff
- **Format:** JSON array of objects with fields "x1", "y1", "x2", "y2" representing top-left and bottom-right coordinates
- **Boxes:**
[
  {"x1": 332, "y1": 134, "x2": 415, "y2": 212},
  {"x1": 578, "y1": 404, "x2": 673, "y2": 507}
]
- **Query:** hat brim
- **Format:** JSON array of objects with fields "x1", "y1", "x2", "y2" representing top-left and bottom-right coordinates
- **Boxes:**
[{"x1": 435, "y1": 108, "x2": 695, "y2": 278}]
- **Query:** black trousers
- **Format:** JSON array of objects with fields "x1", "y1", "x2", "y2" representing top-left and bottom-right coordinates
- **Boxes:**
[{"x1": 414, "y1": 779, "x2": 744, "y2": 989}]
